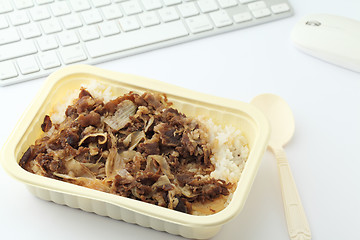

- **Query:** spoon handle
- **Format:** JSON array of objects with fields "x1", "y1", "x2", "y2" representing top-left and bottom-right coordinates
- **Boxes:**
[{"x1": 273, "y1": 148, "x2": 311, "y2": 240}]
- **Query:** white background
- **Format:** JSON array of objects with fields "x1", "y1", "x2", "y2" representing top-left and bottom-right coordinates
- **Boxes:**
[{"x1": 1, "y1": 0, "x2": 359, "y2": 239}]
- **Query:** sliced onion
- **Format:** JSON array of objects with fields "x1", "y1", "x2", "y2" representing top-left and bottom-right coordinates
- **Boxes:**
[
  {"x1": 53, "y1": 173, "x2": 110, "y2": 192},
  {"x1": 148, "y1": 155, "x2": 174, "y2": 179},
  {"x1": 78, "y1": 132, "x2": 107, "y2": 146},
  {"x1": 123, "y1": 131, "x2": 145, "y2": 150},
  {"x1": 144, "y1": 116, "x2": 154, "y2": 132},
  {"x1": 64, "y1": 159, "x2": 95, "y2": 178},
  {"x1": 104, "y1": 100, "x2": 137, "y2": 131}
]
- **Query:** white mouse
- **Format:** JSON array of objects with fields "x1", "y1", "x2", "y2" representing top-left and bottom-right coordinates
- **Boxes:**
[{"x1": 291, "y1": 14, "x2": 360, "y2": 73}]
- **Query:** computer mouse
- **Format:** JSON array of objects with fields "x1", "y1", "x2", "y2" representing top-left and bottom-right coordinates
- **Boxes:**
[{"x1": 291, "y1": 14, "x2": 360, "y2": 73}]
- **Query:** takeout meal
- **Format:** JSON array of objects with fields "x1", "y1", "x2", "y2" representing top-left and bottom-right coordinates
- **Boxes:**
[
  {"x1": 19, "y1": 85, "x2": 249, "y2": 215},
  {"x1": 0, "y1": 65, "x2": 270, "y2": 239}
]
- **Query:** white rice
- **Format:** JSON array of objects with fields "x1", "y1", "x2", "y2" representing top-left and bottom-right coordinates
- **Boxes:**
[
  {"x1": 49, "y1": 83, "x2": 249, "y2": 185},
  {"x1": 202, "y1": 118, "x2": 249, "y2": 183}
]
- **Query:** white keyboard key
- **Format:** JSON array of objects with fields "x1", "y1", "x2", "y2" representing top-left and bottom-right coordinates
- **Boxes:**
[
  {"x1": 198, "y1": 0, "x2": 218, "y2": 13},
  {"x1": 141, "y1": 0, "x2": 162, "y2": 11},
  {"x1": 185, "y1": 15, "x2": 213, "y2": 33},
  {"x1": 0, "y1": 15, "x2": 9, "y2": 29},
  {"x1": 50, "y1": 2, "x2": 71, "y2": 17},
  {"x1": 41, "y1": 18, "x2": 62, "y2": 34},
  {"x1": 20, "y1": 23, "x2": 42, "y2": 39},
  {"x1": 0, "y1": 28, "x2": 20, "y2": 45},
  {"x1": 58, "y1": 31, "x2": 80, "y2": 46},
  {"x1": 99, "y1": 21, "x2": 120, "y2": 36},
  {"x1": 233, "y1": 12, "x2": 252, "y2": 23},
  {"x1": 86, "y1": 21, "x2": 188, "y2": 58},
  {"x1": 210, "y1": 10, "x2": 232, "y2": 27},
  {"x1": 37, "y1": 35, "x2": 58, "y2": 51},
  {"x1": 121, "y1": 1, "x2": 142, "y2": 15},
  {"x1": 178, "y1": 3, "x2": 199, "y2": 18},
  {"x1": 158, "y1": 7, "x2": 179, "y2": 22},
  {"x1": 252, "y1": 8, "x2": 271, "y2": 18},
  {"x1": 70, "y1": 0, "x2": 91, "y2": 12},
  {"x1": 139, "y1": 12, "x2": 160, "y2": 27},
  {"x1": 38, "y1": 51, "x2": 61, "y2": 69},
  {"x1": 36, "y1": 0, "x2": 54, "y2": 5},
  {"x1": 119, "y1": 16, "x2": 140, "y2": 32},
  {"x1": 59, "y1": 45, "x2": 87, "y2": 64},
  {"x1": 0, "y1": 40, "x2": 37, "y2": 61},
  {"x1": 79, "y1": 25, "x2": 100, "y2": 41},
  {"x1": 217, "y1": 0, "x2": 237, "y2": 8},
  {"x1": 9, "y1": 11, "x2": 30, "y2": 26},
  {"x1": 0, "y1": 0, "x2": 13, "y2": 14},
  {"x1": 101, "y1": 5, "x2": 123, "y2": 20},
  {"x1": 0, "y1": 61, "x2": 18, "y2": 80},
  {"x1": 17, "y1": 55, "x2": 40, "y2": 74},
  {"x1": 163, "y1": 0, "x2": 181, "y2": 6},
  {"x1": 91, "y1": 0, "x2": 111, "y2": 7},
  {"x1": 29, "y1": 6, "x2": 51, "y2": 21},
  {"x1": 271, "y1": 3, "x2": 290, "y2": 14},
  {"x1": 248, "y1": 1, "x2": 266, "y2": 11},
  {"x1": 82, "y1": 9, "x2": 103, "y2": 24},
  {"x1": 239, "y1": 0, "x2": 256, "y2": 3},
  {"x1": 14, "y1": 0, "x2": 34, "y2": 9},
  {"x1": 61, "y1": 14, "x2": 83, "y2": 29}
]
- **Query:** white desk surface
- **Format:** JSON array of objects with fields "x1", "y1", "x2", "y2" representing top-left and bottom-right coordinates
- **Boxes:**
[{"x1": 1, "y1": 1, "x2": 359, "y2": 239}]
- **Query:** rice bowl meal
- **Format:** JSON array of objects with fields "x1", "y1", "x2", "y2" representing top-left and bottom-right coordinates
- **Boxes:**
[
  {"x1": 0, "y1": 65, "x2": 270, "y2": 239},
  {"x1": 19, "y1": 85, "x2": 249, "y2": 216}
]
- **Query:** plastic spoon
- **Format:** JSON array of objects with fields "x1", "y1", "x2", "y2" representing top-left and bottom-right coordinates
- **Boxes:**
[{"x1": 251, "y1": 94, "x2": 311, "y2": 240}]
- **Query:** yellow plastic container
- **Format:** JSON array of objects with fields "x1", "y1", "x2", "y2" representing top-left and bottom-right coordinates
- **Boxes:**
[{"x1": 0, "y1": 65, "x2": 270, "y2": 239}]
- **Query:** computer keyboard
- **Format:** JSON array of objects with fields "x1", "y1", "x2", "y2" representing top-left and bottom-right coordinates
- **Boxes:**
[{"x1": 0, "y1": 0, "x2": 293, "y2": 86}]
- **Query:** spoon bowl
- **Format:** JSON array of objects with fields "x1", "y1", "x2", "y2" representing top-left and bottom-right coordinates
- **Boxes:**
[
  {"x1": 251, "y1": 93, "x2": 295, "y2": 150},
  {"x1": 251, "y1": 93, "x2": 311, "y2": 240}
]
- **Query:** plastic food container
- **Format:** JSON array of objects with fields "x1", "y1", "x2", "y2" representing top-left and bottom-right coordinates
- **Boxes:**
[{"x1": 0, "y1": 65, "x2": 269, "y2": 239}]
